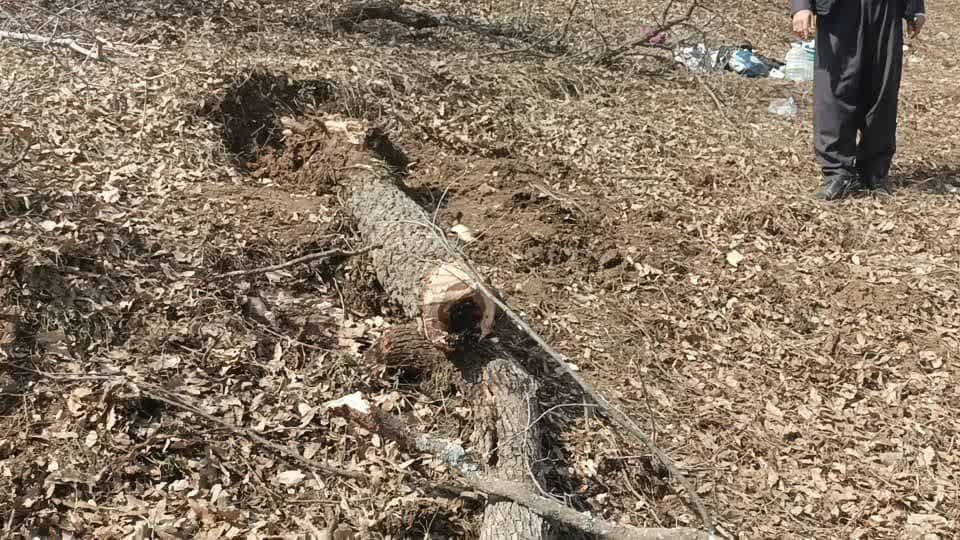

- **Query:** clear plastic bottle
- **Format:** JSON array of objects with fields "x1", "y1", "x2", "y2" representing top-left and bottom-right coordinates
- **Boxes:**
[{"x1": 784, "y1": 42, "x2": 814, "y2": 81}]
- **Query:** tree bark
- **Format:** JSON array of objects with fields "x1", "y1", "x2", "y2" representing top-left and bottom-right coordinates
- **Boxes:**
[
  {"x1": 364, "y1": 322, "x2": 462, "y2": 397},
  {"x1": 476, "y1": 356, "x2": 549, "y2": 540},
  {"x1": 323, "y1": 118, "x2": 495, "y2": 350},
  {"x1": 333, "y1": 1, "x2": 527, "y2": 40}
]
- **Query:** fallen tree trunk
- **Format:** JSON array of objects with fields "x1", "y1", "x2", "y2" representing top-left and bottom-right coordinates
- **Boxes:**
[
  {"x1": 333, "y1": 1, "x2": 527, "y2": 40},
  {"x1": 476, "y1": 356, "x2": 549, "y2": 540},
  {"x1": 316, "y1": 116, "x2": 712, "y2": 539},
  {"x1": 323, "y1": 118, "x2": 495, "y2": 350},
  {"x1": 322, "y1": 119, "x2": 544, "y2": 537}
]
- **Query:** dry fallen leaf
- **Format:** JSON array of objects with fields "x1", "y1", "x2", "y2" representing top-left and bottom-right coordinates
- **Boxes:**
[
  {"x1": 450, "y1": 223, "x2": 477, "y2": 242},
  {"x1": 276, "y1": 470, "x2": 306, "y2": 486},
  {"x1": 726, "y1": 250, "x2": 744, "y2": 267}
]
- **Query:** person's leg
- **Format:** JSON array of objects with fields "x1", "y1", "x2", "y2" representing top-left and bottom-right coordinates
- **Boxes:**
[
  {"x1": 856, "y1": 0, "x2": 904, "y2": 192},
  {"x1": 813, "y1": 0, "x2": 867, "y2": 199}
]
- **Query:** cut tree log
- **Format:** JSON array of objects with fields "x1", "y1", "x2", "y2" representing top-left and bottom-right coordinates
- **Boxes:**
[
  {"x1": 315, "y1": 116, "x2": 713, "y2": 540},
  {"x1": 322, "y1": 118, "x2": 496, "y2": 350},
  {"x1": 333, "y1": 1, "x2": 527, "y2": 40},
  {"x1": 476, "y1": 356, "x2": 549, "y2": 540},
  {"x1": 321, "y1": 118, "x2": 543, "y2": 537}
]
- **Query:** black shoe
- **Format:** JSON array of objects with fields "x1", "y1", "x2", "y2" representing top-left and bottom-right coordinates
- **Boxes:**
[
  {"x1": 863, "y1": 175, "x2": 894, "y2": 195},
  {"x1": 814, "y1": 175, "x2": 856, "y2": 200}
]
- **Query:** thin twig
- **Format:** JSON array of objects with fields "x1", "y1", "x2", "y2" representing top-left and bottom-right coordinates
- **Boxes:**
[
  {"x1": 33, "y1": 368, "x2": 710, "y2": 540},
  {"x1": 695, "y1": 74, "x2": 725, "y2": 116},
  {"x1": 413, "y1": 217, "x2": 716, "y2": 534},
  {"x1": 214, "y1": 246, "x2": 377, "y2": 279},
  {"x1": 597, "y1": 0, "x2": 700, "y2": 65},
  {"x1": 0, "y1": 30, "x2": 101, "y2": 60},
  {"x1": 0, "y1": 136, "x2": 30, "y2": 175}
]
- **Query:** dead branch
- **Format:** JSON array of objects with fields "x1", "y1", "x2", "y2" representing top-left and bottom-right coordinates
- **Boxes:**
[
  {"x1": 463, "y1": 475, "x2": 712, "y2": 540},
  {"x1": 334, "y1": 1, "x2": 528, "y2": 41},
  {"x1": 0, "y1": 30, "x2": 101, "y2": 60},
  {"x1": 694, "y1": 74, "x2": 725, "y2": 116},
  {"x1": 329, "y1": 392, "x2": 713, "y2": 540},
  {"x1": 26, "y1": 366, "x2": 712, "y2": 540},
  {"x1": 0, "y1": 133, "x2": 31, "y2": 176},
  {"x1": 214, "y1": 245, "x2": 377, "y2": 279},
  {"x1": 596, "y1": 1, "x2": 699, "y2": 65}
]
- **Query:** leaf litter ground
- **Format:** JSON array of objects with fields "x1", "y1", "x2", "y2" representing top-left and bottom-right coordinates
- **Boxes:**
[{"x1": 1, "y1": 0, "x2": 960, "y2": 538}]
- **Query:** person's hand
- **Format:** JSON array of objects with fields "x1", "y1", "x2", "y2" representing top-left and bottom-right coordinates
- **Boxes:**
[
  {"x1": 908, "y1": 14, "x2": 926, "y2": 38},
  {"x1": 792, "y1": 9, "x2": 815, "y2": 40}
]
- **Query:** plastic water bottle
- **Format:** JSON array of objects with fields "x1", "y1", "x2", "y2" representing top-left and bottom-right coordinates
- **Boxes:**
[
  {"x1": 768, "y1": 97, "x2": 798, "y2": 118},
  {"x1": 784, "y1": 42, "x2": 814, "y2": 81}
]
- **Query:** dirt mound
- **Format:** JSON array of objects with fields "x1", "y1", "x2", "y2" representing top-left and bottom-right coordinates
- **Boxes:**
[{"x1": 200, "y1": 69, "x2": 337, "y2": 167}]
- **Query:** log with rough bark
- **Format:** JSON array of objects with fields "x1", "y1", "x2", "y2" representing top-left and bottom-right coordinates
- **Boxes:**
[
  {"x1": 363, "y1": 322, "x2": 462, "y2": 396},
  {"x1": 333, "y1": 1, "x2": 527, "y2": 39},
  {"x1": 476, "y1": 356, "x2": 549, "y2": 540},
  {"x1": 315, "y1": 116, "x2": 712, "y2": 540},
  {"x1": 323, "y1": 118, "x2": 496, "y2": 351}
]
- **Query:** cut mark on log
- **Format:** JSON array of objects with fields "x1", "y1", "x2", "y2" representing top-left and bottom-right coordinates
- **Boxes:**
[{"x1": 422, "y1": 263, "x2": 495, "y2": 349}]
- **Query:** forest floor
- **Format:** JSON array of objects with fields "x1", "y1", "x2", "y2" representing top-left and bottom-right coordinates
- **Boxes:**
[{"x1": 2, "y1": 0, "x2": 959, "y2": 538}]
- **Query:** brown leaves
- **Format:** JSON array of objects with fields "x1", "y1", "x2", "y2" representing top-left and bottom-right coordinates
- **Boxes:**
[{"x1": 2, "y1": 0, "x2": 960, "y2": 538}]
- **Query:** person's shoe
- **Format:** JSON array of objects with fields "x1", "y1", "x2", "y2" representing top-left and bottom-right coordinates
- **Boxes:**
[
  {"x1": 814, "y1": 175, "x2": 856, "y2": 200},
  {"x1": 863, "y1": 175, "x2": 894, "y2": 195}
]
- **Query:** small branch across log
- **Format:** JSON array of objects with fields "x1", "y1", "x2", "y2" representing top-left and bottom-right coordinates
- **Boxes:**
[
  {"x1": 0, "y1": 30, "x2": 102, "y2": 60},
  {"x1": 214, "y1": 245, "x2": 376, "y2": 279}
]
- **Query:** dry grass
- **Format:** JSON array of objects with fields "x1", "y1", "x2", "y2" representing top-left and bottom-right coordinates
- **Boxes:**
[{"x1": 1, "y1": 0, "x2": 959, "y2": 538}]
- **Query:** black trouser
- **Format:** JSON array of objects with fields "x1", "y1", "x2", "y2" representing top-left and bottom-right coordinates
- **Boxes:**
[{"x1": 814, "y1": 0, "x2": 904, "y2": 182}]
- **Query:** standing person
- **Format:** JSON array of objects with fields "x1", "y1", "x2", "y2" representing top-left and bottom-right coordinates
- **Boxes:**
[{"x1": 791, "y1": 0, "x2": 926, "y2": 200}]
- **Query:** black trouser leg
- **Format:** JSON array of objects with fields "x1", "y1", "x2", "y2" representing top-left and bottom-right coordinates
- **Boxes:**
[
  {"x1": 855, "y1": 0, "x2": 904, "y2": 182},
  {"x1": 814, "y1": 1, "x2": 863, "y2": 181}
]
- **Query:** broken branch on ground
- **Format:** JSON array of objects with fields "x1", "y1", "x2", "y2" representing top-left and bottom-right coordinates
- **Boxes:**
[{"x1": 0, "y1": 30, "x2": 102, "y2": 60}]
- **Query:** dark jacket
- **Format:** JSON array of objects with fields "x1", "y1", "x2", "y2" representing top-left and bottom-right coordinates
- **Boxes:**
[{"x1": 790, "y1": 0, "x2": 925, "y2": 20}]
